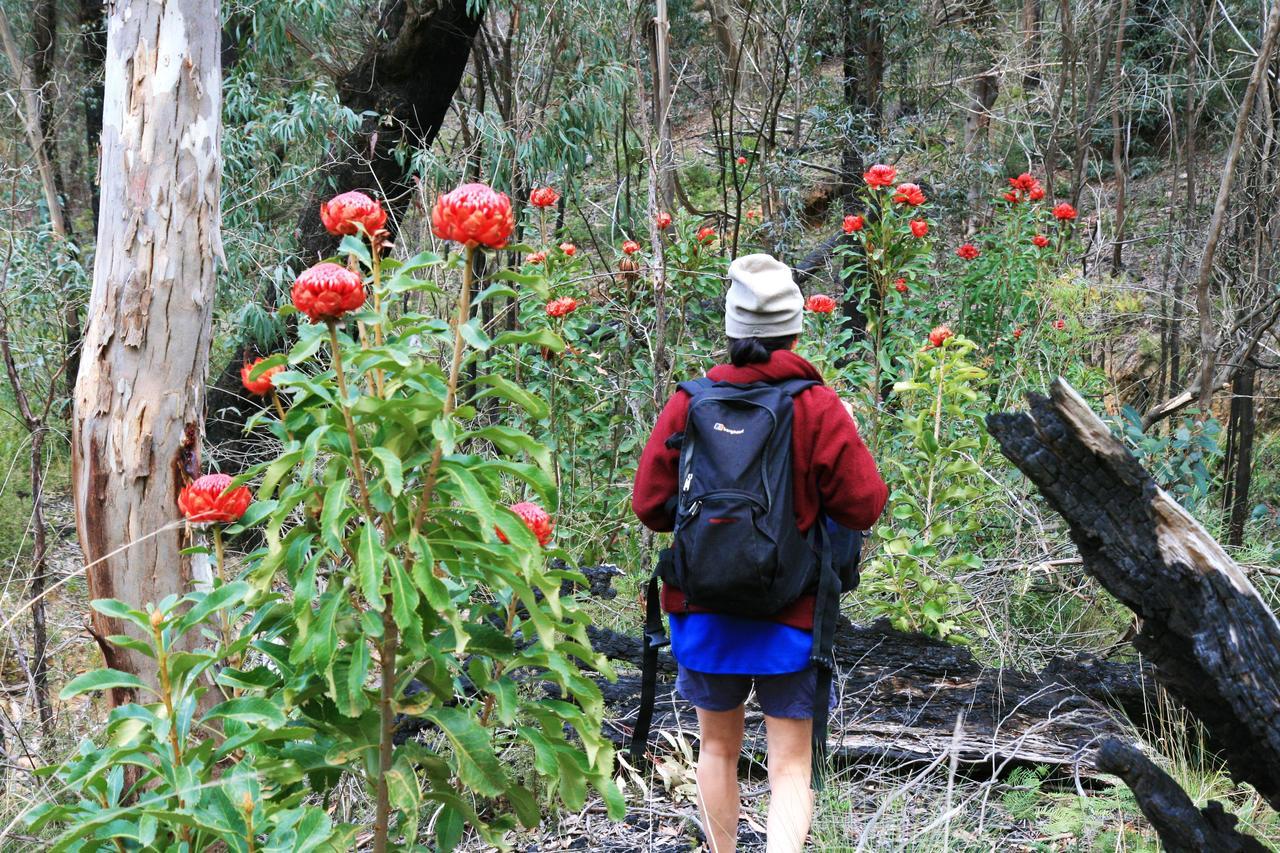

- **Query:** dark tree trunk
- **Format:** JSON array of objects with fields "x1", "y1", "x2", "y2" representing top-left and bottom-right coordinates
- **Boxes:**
[
  {"x1": 988, "y1": 380, "x2": 1280, "y2": 824},
  {"x1": 1223, "y1": 360, "x2": 1257, "y2": 548},
  {"x1": 205, "y1": 0, "x2": 483, "y2": 448}
]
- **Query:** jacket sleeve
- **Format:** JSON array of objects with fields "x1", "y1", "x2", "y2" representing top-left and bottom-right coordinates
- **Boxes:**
[
  {"x1": 631, "y1": 391, "x2": 690, "y2": 532},
  {"x1": 808, "y1": 387, "x2": 889, "y2": 530}
]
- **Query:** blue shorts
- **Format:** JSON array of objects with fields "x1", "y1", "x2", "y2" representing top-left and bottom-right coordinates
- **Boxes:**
[{"x1": 675, "y1": 665, "x2": 836, "y2": 719}]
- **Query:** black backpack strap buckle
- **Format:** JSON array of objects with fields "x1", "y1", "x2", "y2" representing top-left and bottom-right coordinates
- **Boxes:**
[{"x1": 630, "y1": 553, "x2": 672, "y2": 765}]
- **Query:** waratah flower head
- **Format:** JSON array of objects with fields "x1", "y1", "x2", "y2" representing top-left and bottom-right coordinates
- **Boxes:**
[
  {"x1": 843, "y1": 214, "x2": 864, "y2": 233},
  {"x1": 622, "y1": 240, "x2": 641, "y2": 255},
  {"x1": 431, "y1": 183, "x2": 514, "y2": 249},
  {"x1": 529, "y1": 186, "x2": 560, "y2": 208},
  {"x1": 178, "y1": 473, "x2": 252, "y2": 525},
  {"x1": 320, "y1": 191, "x2": 387, "y2": 238},
  {"x1": 1053, "y1": 318, "x2": 1067, "y2": 330},
  {"x1": 559, "y1": 242, "x2": 576, "y2": 256},
  {"x1": 805, "y1": 294, "x2": 837, "y2": 314},
  {"x1": 526, "y1": 250, "x2": 547, "y2": 265},
  {"x1": 655, "y1": 211, "x2": 673, "y2": 230},
  {"x1": 895, "y1": 280, "x2": 909, "y2": 294},
  {"x1": 696, "y1": 226, "x2": 716, "y2": 244},
  {"x1": 893, "y1": 183, "x2": 926, "y2": 206},
  {"x1": 928, "y1": 325, "x2": 953, "y2": 348},
  {"x1": 546, "y1": 296, "x2": 579, "y2": 318},
  {"x1": 736, "y1": 155, "x2": 748, "y2": 165},
  {"x1": 1052, "y1": 202, "x2": 1077, "y2": 221},
  {"x1": 1028, "y1": 183, "x2": 1046, "y2": 201},
  {"x1": 1032, "y1": 234, "x2": 1050, "y2": 248},
  {"x1": 291, "y1": 262, "x2": 365, "y2": 323},
  {"x1": 909, "y1": 219, "x2": 929, "y2": 238},
  {"x1": 240, "y1": 357, "x2": 284, "y2": 396},
  {"x1": 496, "y1": 501, "x2": 554, "y2": 547},
  {"x1": 956, "y1": 244, "x2": 979, "y2": 260},
  {"x1": 1008, "y1": 173, "x2": 1037, "y2": 192},
  {"x1": 863, "y1": 164, "x2": 897, "y2": 188}
]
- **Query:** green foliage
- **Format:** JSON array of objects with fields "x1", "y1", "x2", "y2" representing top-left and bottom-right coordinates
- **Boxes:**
[
  {"x1": 860, "y1": 334, "x2": 989, "y2": 641},
  {"x1": 1117, "y1": 407, "x2": 1223, "y2": 511},
  {"x1": 27, "y1": 587, "x2": 354, "y2": 851}
]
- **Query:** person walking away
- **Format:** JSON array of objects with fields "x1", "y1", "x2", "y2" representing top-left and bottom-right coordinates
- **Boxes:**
[{"x1": 632, "y1": 253, "x2": 888, "y2": 852}]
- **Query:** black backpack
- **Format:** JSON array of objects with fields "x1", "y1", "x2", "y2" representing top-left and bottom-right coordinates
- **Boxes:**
[{"x1": 630, "y1": 378, "x2": 864, "y2": 783}]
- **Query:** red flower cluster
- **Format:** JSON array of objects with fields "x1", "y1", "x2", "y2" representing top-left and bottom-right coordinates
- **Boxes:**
[
  {"x1": 320, "y1": 191, "x2": 387, "y2": 238},
  {"x1": 1032, "y1": 234, "x2": 1050, "y2": 248},
  {"x1": 736, "y1": 155, "x2": 748, "y2": 166},
  {"x1": 622, "y1": 240, "x2": 641, "y2": 255},
  {"x1": 956, "y1": 243, "x2": 979, "y2": 260},
  {"x1": 1052, "y1": 203, "x2": 1077, "y2": 221},
  {"x1": 863, "y1": 164, "x2": 897, "y2": 187},
  {"x1": 241, "y1": 357, "x2": 284, "y2": 396},
  {"x1": 526, "y1": 250, "x2": 547, "y2": 265},
  {"x1": 805, "y1": 294, "x2": 837, "y2": 314},
  {"x1": 1053, "y1": 318, "x2": 1067, "y2": 330},
  {"x1": 1013, "y1": 327, "x2": 1024, "y2": 340},
  {"x1": 696, "y1": 226, "x2": 716, "y2": 244},
  {"x1": 655, "y1": 211, "x2": 672, "y2": 230},
  {"x1": 909, "y1": 219, "x2": 929, "y2": 238},
  {"x1": 893, "y1": 183, "x2": 926, "y2": 206},
  {"x1": 1004, "y1": 173, "x2": 1046, "y2": 204},
  {"x1": 842, "y1": 214, "x2": 864, "y2": 234},
  {"x1": 178, "y1": 473, "x2": 252, "y2": 525},
  {"x1": 746, "y1": 208, "x2": 761, "y2": 222},
  {"x1": 559, "y1": 242, "x2": 576, "y2": 256},
  {"x1": 928, "y1": 325, "x2": 954, "y2": 348},
  {"x1": 530, "y1": 186, "x2": 559, "y2": 208},
  {"x1": 894, "y1": 278, "x2": 908, "y2": 293},
  {"x1": 431, "y1": 183, "x2": 514, "y2": 249},
  {"x1": 292, "y1": 262, "x2": 365, "y2": 323},
  {"x1": 497, "y1": 502, "x2": 554, "y2": 547},
  {"x1": 546, "y1": 296, "x2": 579, "y2": 318}
]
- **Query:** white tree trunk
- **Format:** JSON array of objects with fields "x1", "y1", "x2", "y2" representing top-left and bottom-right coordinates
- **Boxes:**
[{"x1": 72, "y1": 0, "x2": 221, "y2": 698}]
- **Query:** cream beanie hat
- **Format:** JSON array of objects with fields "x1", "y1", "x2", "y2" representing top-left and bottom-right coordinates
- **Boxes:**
[{"x1": 724, "y1": 253, "x2": 804, "y2": 338}]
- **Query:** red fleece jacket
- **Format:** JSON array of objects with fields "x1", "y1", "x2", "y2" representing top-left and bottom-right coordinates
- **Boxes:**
[{"x1": 632, "y1": 350, "x2": 889, "y2": 627}]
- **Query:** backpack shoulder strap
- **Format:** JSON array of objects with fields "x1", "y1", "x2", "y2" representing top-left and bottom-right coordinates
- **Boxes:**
[
  {"x1": 773, "y1": 377, "x2": 820, "y2": 398},
  {"x1": 677, "y1": 377, "x2": 716, "y2": 398}
]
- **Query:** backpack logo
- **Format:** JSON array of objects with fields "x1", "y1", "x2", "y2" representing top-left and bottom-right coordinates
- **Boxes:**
[{"x1": 713, "y1": 422, "x2": 744, "y2": 435}]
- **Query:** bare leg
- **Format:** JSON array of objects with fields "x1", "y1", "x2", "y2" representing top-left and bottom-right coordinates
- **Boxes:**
[
  {"x1": 695, "y1": 704, "x2": 745, "y2": 852},
  {"x1": 764, "y1": 715, "x2": 814, "y2": 853}
]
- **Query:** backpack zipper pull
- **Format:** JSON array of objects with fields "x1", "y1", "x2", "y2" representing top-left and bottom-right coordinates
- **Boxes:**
[{"x1": 682, "y1": 472, "x2": 693, "y2": 493}]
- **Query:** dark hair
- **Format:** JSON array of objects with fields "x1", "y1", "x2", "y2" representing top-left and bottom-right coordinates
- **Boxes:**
[{"x1": 728, "y1": 335, "x2": 797, "y2": 367}]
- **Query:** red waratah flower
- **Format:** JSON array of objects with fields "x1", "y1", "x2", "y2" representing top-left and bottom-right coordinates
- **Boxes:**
[
  {"x1": 843, "y1": 214, "x2": 864, "y2": 233},
  {"x1": 526, "y1": 250, "x2": 547, "y2": 264},
  {"x1": 559, "y1": 242, "x2": 576, "y2": 256},
  {"x1": 909, "y1": 219, "x2": 929, "y2": 238},
  {"x1": 805, "y1": 294, "x2": 837, "y2": 313},
  {"x1": 1028, "y1": 183, "x2": 1046, "y2": 201},
  {"x1": 1003, "y1": 190, "x2": 1021, "y2": 204},
  {"x1": 956, "y1": 244, "x2": 980, "y2": 260},
  {"x1": 655, "y1": 211, "x2": 673, "y2": 230},
  {"x1": 928, "y1": 325, "x2": 954, "y2": 348},
  {"x1": 546, "y1": 296, "x2": 579, "y2": 318},
  {"x1": 529, "y1": 186, "x2": 560, "y2": 208},
  {"x1": 240, "y1": 357, "x2": 284, "y2": 396},
  {"x1": 431, "y1": 182, "x2": 514, "y2": 249},
  {"x1": 863, "y1": 164, "x2": 897, "y2": 188},
  {"x1": 893, "y1": 183, "x2": 926, "y2": 206},
  {"x1": 622, "y1": 240, "x2": 641, "y2": 255},
  {"x1": 895, "y1": 280, "x2": 909, "y2": 294},
  {"x1": 697, "y1": 226, "x2": 717, "y2": 244},
  {"x1": 1032, "y1": 234, "x2": 1050, "y2": 248},
  {"x1": 1009, "y1": 173, "x2": 1037, "y2": 192},
  {"x1": 736, "y1": 155, "x2": 748, "y2": 165},
  {"x1": 1052, "y1": 202, "x2": 1077, "y2": 221},
  {"x1": 1013, "y1": 327, "x2": 1024, "y2": 340},
  {"x1": 746, "y1": 208, "x2": 761, "y2": 221},
  {"x1": 291, "y1": 262, "x2": 365, "y2": 323},
  {"x1": 497, "y1": 501, "x2": 554, "y2": 547},
  {"x1": 320, "y1": 191, "x2": 388, "y2": 238},
  {"x1": 1053, "y1": 318, "x2": 1067, "y2": 330},
  {"x1": 178, "y1": 473, "x2": 252, "y2": 525}
]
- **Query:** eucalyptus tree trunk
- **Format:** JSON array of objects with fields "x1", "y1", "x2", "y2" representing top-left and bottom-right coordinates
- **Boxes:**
[{"x1": 71, "y1": 0, "x2": 221, "y2": 701}]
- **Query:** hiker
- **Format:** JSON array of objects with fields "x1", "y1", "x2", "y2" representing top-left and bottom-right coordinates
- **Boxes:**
[{"x1": 631, "y1": 253, "x2": 888, "y2": 853}]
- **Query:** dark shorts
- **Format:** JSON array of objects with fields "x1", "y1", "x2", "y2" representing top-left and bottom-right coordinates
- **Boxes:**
[{"x1": 675, "y1": 665, "x2": 836, "y2": 720}]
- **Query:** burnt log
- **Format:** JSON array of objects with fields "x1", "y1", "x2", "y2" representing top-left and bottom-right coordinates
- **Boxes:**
[
  {"x1": 1094, "y1": 739, "x2": 1269, "y2": 853},
  {"x1": 988, "y1": 380, "x2": 1280, "y2": 844},
  {"x1": 596, "y1": 617, "x2": 1153, "y2": 775}
]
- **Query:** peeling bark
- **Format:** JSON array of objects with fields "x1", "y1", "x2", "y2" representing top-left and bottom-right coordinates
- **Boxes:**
[{"x1": 71, "y1": 0, "x2": 221, "y2": 697}]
